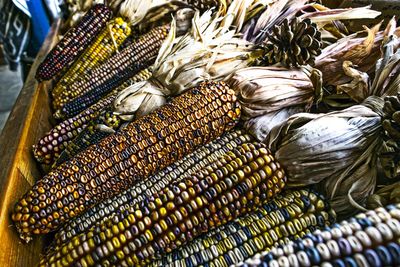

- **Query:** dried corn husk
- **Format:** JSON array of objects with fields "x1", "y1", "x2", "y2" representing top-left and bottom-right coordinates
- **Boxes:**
[
  {"x1": 371, "y1": 22, "x2": 400, "y2": 97},
  {"x1": 227, "y1": 65, "x2": 322, "y2": 140},
  {"x1": 264, "y1": 96, "x2": 385, "y2": 216},
  {"x1": 243, "y1": 107, "x2": 304, "y2": 142},
  {"x1": 315, "y1": 19, "x2": 400, "y2": 87},
  {"x1": 229, "y1": 67, "x2": 322, "y2": 119},
  {"x1": 113, "y1": 0, "x2": 263, "y2": 118},
  {"x1": 241, "y1": 1, "x2": 380, "y2": 44},
  {"x1": 321, "y1": 18, "x2": 400, "y2": 109},
  {"x1": 367, "y1": 181, "x2": 400, "y2": 209}
]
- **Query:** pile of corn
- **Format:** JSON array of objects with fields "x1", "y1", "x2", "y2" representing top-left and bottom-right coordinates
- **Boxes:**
[{"x1": 8, "y1": 0, "x2": 400, "y2": 266}]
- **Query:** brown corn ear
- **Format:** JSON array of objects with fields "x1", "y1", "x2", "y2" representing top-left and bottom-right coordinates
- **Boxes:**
[
  {"x1": 12, "y1": 81, "x2": 240, "y2": 242},
  {"x1": 35, "y1": 4, "x2": 113, "y2": 81}
]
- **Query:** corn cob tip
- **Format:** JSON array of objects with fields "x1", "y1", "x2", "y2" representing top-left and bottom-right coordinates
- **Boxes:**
[
  {"x1": 11, "y1": 202, "x2": 35, "y2": 243},
  {"x1": 32, "y1": 144, "x2": 45, "y2": 163},
  {"x1": 53, "y1": 110, "x2": 62, "y2": 120}
]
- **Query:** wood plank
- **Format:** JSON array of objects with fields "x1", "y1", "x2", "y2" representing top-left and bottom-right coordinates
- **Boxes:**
[{"x1": 0, "y1": 20, "x2": 60, "y2": 267}]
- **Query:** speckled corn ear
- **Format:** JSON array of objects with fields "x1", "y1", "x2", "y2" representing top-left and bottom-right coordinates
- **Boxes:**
[
  {"x1": 40, "y1": 142, "x2": 286, "y2": 266},
  {"x1": 54, "y1": 129, "x2": 254, "y2": 245},
  {"x1": 241, "y1": 204, "x2": 400, "y2": 267},
  {"x1": 33, "y1": 69, "x2": 152, "y2": 166},
  {"x1": 54, "y1": 68, "x2": 152, "y2": 120},
  {"x1": 12, "y1": 81, "x2": 241, "y2": 243},
  {"x1": 150, "y1": 189, "x2": 336, "y2": 267},
  {"x1": 35, "y1": 4, "x2": 113, "y2": 81},
  {"x1": 54, "y1": 25, "x2": 169, "y2": 115},
  {"x1": 51, "y1": 17, "x2": 132, "y2": 109}
]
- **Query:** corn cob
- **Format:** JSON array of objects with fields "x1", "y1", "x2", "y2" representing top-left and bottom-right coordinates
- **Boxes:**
[
  {"x1": 40, "y1": 142, "x2": 287, "y2": 266},
  {"x1": 54, "y1": 25, "x2": 169, "y2": 112},
  {"x1": 12, "y1": 81, "x2": 240, "y2": 242},
  {"x1": 34, "y1": 69, "x2": 152, "y2": 165},
  {"x1": 54, "y1": 107, "x2": 122, "y2": 166},
  {"x1": 54, "y1": 129, "x2": 254, "y2": 245},
  {"x1": 241, "y1": 204, "x2": 400, "y2": 267},
  {"x1": 151, "y1": 189, "x2": 336, "y2": 267},
  {"x1": 51, "y1": 17, "x2": 132, "y2": 109},
  {"x1": 54, "y1": 68, "x2": 152, "y2": 120},
  {"x1": 35, "y1": 4, "x2": 113, "y2": 81}
]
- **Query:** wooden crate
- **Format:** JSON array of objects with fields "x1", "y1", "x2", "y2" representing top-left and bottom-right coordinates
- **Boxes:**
[{"x1": 0, "y1": 20, "x2": 61, "y2": 266}]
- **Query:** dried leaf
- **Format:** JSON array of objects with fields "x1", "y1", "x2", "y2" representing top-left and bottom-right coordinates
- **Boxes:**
[
  {"x1": 228, "y1": 66, "x2": 320, "y2": 120},
  {"x1": 336, "y1": 61, "x2": 370, "y2": 102},
  {"x1": 367, "y1": 181, "x2": 400, "y2": 209},
  {"x1": 244, "y1": 107, "x2": 303, "y2": 142},
  {"x1": 299, "y1": 4, "x2": 381, "y2": 29},
  {"x1": 315, "y1": 21, "x2": 400, "y2": 86},
  {"x1": 113, "y1": 1, "x2": 259, "y2": 119},
  {"x1": 265, "y1": 96, "x2": 385, "y2": 216}
]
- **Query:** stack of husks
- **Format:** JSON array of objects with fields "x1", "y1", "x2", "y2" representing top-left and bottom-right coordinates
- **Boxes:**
[{"x1": 9, "y1": 0, "x2": 400, "y2": 266}]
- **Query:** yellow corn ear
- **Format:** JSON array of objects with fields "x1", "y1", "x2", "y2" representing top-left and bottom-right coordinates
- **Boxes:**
[{"x1": 52, "y1": 17, "x2": 131, "y2": 109}]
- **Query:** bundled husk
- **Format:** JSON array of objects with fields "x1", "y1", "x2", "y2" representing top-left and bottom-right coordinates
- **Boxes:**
[
  {"x1": 367, "y1": 181, "x2": 400, "y2": 209},
  {"x1": 315, "y1": 18, "x2": 400, "y2": 87},
  {"x1": 321, "y1": 18, "x2": 400, "y2": 109},
  {"x1": 113, "y1": 0, "x2": 263, "y2": 119},
  {"x1": 227, "y1": 65, "x2": 322, "y2": 140},
  {"x1": 263, "y1": 96, "x2": 385, "y2": 216}
]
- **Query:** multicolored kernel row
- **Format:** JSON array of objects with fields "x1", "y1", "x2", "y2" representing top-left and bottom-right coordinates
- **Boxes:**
[
  {"x1": 241, "y1": 204, "x2": 400, "y2": 267},
  {"x1": 151, "y1": 189, "x2": 336, "y2": 267},
  {"x1": 54, "y1": 68, "x2": 152, "y2": 120},
  {"x1": 56, "y1": 25, "x2": 169, "y2": 113},
  {"x1": 54, "y1": 129, "x2": 253, "y2": 245},
  {"x1": 12, "y1": 81, "x2": 240, "y2": 242},
  {"x1": 51, "y1": 17, "x2": 132, "y2": 109},
  {"x1": 40, "y1": 142, "x2": 287, "y2": 266}
]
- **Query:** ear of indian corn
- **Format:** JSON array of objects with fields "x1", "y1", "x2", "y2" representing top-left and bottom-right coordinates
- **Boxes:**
[
  {"x1": 54, "y1": 68, "x2": 152, "y2": 120},
  {"x1": 54, "y1": 25, "x2": 169, "y2": 113},
  {"x1": 151, "y1": 189, "x2": 336, "y2": 267},
  {"x1": 51, "y1": 17, "x2": 132, "y2": 109},
  {"x1": 12, "y1": 81, "x2": 240, "y2": 242},
  {"x1": 54, "y1": 129, "x2": 254, "y2": 245},
  {"x1": 240, "y1": 204, "x2": 400, "y2": 267},
  {"x1": 40, "y1": 142, "x2": 287, "y2": 266},
  {"x1": 35, "y1": 4, "x2": 113, "y2": 81},
  {"x1": 33, "y1": 69, "x2": 152, "y2": 166}
]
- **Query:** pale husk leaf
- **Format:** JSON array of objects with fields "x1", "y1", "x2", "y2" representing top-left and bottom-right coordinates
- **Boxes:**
[
  {"x1": 244, "y1": 106, "x2": 303, "y2": 142},
  {"x1": 299, "y1": 4, "x2": 381, "y2": 29},
  {"x1": 367, "y1": 181, "x2": 400, "y2": 209},
  {"x1": 119, "y1": 0, "x2": 157, "y2": 25},
  {"x1": 228, "y1": 66, "x2": 320, "y2": 120},
  {"x1": 113, "y1": 1, "x2": 261, "y2": 118},
  {"x1": 265, "y1": 96, "x2": 384, "y2": 216},
  {"x1": 371, "y1": 20, "x2": 400, "y2": 97},
  {"x1": 336, "y1": 61, "x2": 370, "y2": 102},
  {"x1": 315, "y1": 20, "x2": 400, "y2": 86}
]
